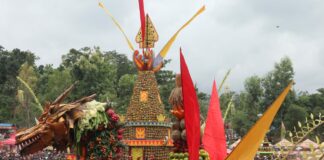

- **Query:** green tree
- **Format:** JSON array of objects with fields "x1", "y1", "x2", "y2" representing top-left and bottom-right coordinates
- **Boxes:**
[
  {"x1": 262, "y1": 57, "x2": 296, "y2": 139},
  {"x1": 243, "y1": 75, "x2": 263, "y2": 122},
  {"x1": 38, "y1": 68, "x2": 73, "y2": 102},
  {"x1": 295, "y1": 89, "x2": 324, "y2": 139},
  {"x1": 283, "y1": 104, "x2": 307, "y2": 132},
  {"x1": 69, "y1": 48, "x2": 117, "y2": 101},
  {"x1": 231, "y1": 110, "x2": 253, "y2": 137},
  {"x1": 156, "y1": 66, "x2": 176, "y2": 112},
  {"x1": 0, "y1": 47, "x2": 37, "y2": 124},
  {"x1": 116, "y1": 74, "x2": 136, "y2": 114},
  {"x1": 15, "y1": 63, "x2": 40, "y2": 127}
]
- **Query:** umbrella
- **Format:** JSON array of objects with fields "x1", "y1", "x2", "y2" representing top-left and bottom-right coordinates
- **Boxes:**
[
  {"x1": 298, "y1": 139, "x2": 319, "y2": 149},
  {"x1": 276, "y1": 138, "x2": 293, "y2": 148},
  {"x1": 0, "y1": 134, "x2": 16, "y2": 145}
]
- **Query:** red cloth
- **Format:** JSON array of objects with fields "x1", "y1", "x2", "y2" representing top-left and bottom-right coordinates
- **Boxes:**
[
  {"x1": 138, "y1": 0, "x2": 146, "y2": 47},
  {"x1": 202, "y1": 81, "x2": 227, "y2": 160},
  {"x1": 180, "y1": 49, "x2": 200, "y2": 160}
]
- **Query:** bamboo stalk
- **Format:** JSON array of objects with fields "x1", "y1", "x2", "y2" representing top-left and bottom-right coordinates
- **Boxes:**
[
  {"x1": 223, "y1": 95, "x2": 234, "y2": 122},
  {"x1": 17, "y1": 76, "x2": 43, "y2": 112},
  {"x1": 218, "y1": 69, "x2": 231, "y2": 93}
]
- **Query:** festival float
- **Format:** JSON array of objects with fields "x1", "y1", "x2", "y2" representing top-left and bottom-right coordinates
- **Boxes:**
[
  {"x1": 14, "y1": 0, "x2": 299, "y2": 159},
  {"x1": 14, "y1": 0, "x2": 206, "y2": 159},
  {"x1": 15, "y1": 84, "x2": 124, "y2": 159},
  {"x1": 97, "y1": 0, "x2": 205, "y2": 159}
]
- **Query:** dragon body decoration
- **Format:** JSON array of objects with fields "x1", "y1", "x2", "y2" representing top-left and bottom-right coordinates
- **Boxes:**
[{"x1": 15, "y1": 84, "x2": 124, "y2": 159}]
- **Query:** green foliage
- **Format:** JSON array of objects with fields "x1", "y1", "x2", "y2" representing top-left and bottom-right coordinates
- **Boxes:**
[
  {"x1": 17, "y1": 76, "x2": 42, "y2": 112},
  {"x1": 231, "y1": 110, "x2": 253, "y2": 136},
  {"x1": 225, "y1": 56, "x2": 322, "y2": 141},
  {"x1": 283, "y1": 113, "x2": 324, "y2": 160},
  {"x1": 0, "y1": 48, "x2": 38, "y2": 125},
  {"x1": 116, "y1": 74, "x2": 136, "y2": 114},
  {"x1": 284, "y1": 104, "x2": 308, "y2": 131},
  {"x1": 0, "y1": 45, "x2": 322, "y2": 144},
  {"x1": 0, "y1": 46, "x2": 179, "y2": 127},
  {"x1": 69, "y1": 48, "x2": 117, "y2": 101},
  {"x1": 155, "y1": 60, "x2": 176, "y2": 112},
  {"x1": 262, "y1": 57, "x2": 296, "y2": 139},
  {"x1": 37, "y1": 68, "x2": 73, "y2": 102},
  {"x1": 15, "y1": 63, "x2": 41, "y2": 127}
]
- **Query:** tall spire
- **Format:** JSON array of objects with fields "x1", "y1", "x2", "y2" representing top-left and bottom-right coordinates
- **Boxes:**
[{"x1": 136, "y1": 15, "x2": 159, "y2": 49}]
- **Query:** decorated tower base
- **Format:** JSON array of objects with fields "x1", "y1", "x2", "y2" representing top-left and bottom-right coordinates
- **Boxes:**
[{"x1": 123, "y1": 71, "x2": 173, "y2": 160}]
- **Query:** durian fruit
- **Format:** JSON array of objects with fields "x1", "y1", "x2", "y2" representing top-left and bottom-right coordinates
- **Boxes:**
[
  {"x1": 172, "y1": 130, "x2": 181, "y2": 141},
  {"x1": 172, "y1": 120, "x2": 180, "y2": 130},
  {"x1": 181, "y1": 129, "x2": 186, "y2": 140},
  {"x1": 180, "y1": 119, "x2": 185, "y2": 130}
]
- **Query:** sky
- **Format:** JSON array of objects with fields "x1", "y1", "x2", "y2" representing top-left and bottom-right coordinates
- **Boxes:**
[{"x1": 1, "y1": 0, "x2": 324, "y2": 94}]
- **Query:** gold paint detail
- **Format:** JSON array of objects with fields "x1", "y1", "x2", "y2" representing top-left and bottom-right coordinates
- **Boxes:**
[
  {"x1": 140, "y1": 91, "x2": 148, "y2": 102},
  {"x1": 157, "y1": 114, "x2": 166, "y2": 122},
  {"x1": 119, "y1": 115, "x2": 126, "y2": 123},
  {"x1": 136, "y1": 127, "x2": 146, "y2": 139},
  {"x1": 131, "y1": 147, "x2": 143, "y2": 160},
  {"x1": 136, "y1": 15, "x2": 159, "y2": 48}
]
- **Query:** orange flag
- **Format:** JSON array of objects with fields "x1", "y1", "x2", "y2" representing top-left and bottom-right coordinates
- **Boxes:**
[
  {"x1": 226, "y1": 82, "x2": 293, "y2": 160},
  {"x1": 180, "y1": 49, "x2": 201, "y2": 160},
  {"x1": 203, "y1": 81, "x2": 227, "y2": 160}
]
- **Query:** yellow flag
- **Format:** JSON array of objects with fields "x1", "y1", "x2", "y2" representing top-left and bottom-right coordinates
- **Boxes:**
[
  {"x1": 99, "y1": 2, "x2": 135, "y2": 51},
  {"x1": 226, "y1": 82, "x2": 293, "y2": 160},
  {"x1": 159, "y1": 6, "x2": 205, "y2": 58}
]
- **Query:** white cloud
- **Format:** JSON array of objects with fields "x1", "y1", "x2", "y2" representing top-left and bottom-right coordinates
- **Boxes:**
[{"x1": 1, "y1": 0, "x2": 323, "y2": 93}]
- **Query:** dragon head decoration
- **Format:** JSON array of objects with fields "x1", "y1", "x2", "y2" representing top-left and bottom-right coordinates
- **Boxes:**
[{"x1": 15, "y1": 84, "x2": 95, "y2": 156}]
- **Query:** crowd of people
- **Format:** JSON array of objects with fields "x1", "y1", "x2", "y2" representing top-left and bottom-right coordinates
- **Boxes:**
[{"x1": 0, "y1": 147, "x2": 66, "y2": 160}]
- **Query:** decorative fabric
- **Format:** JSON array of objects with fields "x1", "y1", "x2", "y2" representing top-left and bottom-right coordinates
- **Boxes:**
[
  {"x1": 138, "y1": 0, "x2": 146, "y2": 48},
  {"x1": 203, "y1": 81, "x2": 227, "y2": 160},
  {"x1": 99, "y1": 2, "x2": 135, "y2": 51},
  {"x1": 180, "y1": 49, "x2": 201, "y2": 160},
  {"x1": 226, "y1": 82, "x2": 293, "y2": 160},
  {"x1": 153, "y1": 6, "x2": 205, "y2": 67}
]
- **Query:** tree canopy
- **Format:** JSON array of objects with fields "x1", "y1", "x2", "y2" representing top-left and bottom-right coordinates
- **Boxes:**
[{"x1": 0, "y1": 46, "x2": 322, "y2": 141}]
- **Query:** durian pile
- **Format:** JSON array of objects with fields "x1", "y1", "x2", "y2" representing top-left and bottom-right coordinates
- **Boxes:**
[{"x1": 169, "y1": 74, "x2": 210, "y2": 160}]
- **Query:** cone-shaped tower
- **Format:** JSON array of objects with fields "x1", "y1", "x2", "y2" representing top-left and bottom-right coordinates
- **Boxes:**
[
  {"x1": 123, "y1": 14, "x2": 172, "y2": 159},
  {"x1": 123, "y1": 71, "x2": 173, "y2": 160}
]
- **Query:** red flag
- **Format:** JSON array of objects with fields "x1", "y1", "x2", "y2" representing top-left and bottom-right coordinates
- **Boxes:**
[
  {"x1": 138, "y1": 0, "x2": 146, "y2": 48},
  {"x1": 203, "y1": 81, "x2": 227, "y2": 160},
  {"x1": 180, "y1": 49, "x2": 200, "y2": 160}
]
